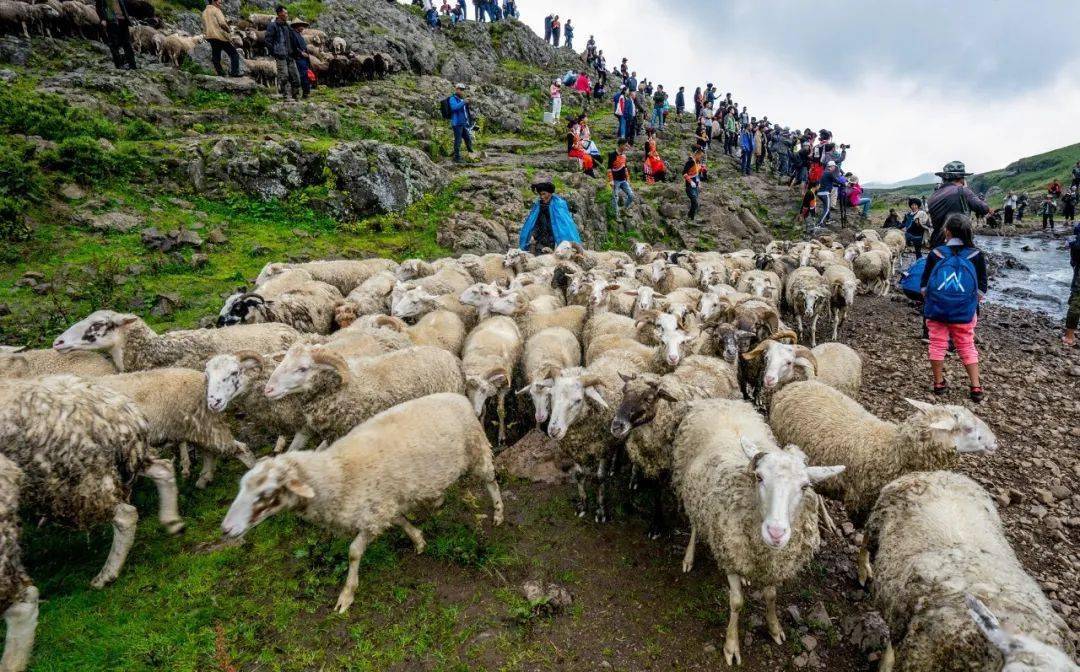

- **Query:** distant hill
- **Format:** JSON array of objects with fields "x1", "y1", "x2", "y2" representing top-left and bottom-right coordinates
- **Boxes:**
[
  {"x1": 864, "y1": 172, "x2": 937, "y2": 190},
  {"x1": 867, "y1": 142, "x2": 1080, "y2": 206}
]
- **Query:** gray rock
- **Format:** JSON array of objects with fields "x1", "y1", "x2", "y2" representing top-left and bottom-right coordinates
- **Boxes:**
[
  {"x1": 0, "y1": 36, "x2": 31, "y2": 67},
  {"x1": 60, "y1": 184, "x2": 87, "y2": 201},
  {"x1": 184, "y1": 136, "x2": 326, "y2": 201},
  {"x1": 326, "y1": 140, "x2": 447, "y2": 219},
  {"x1": 207, "y1": 229, "x2": 228, "y2": 244},
  {"x1": 88, "y1": 211, "x2": 144, "y2": 233},
  {"x1": 150, "y1": 292, "x2": 182, "y2": 317},
  {"x1": 190, "y1": 253, "x2": 209, "y2": 268}
]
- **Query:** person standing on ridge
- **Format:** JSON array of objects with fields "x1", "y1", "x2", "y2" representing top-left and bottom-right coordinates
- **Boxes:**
[
  {"x1": 683, "y1": 147, "x2": 705, "y2": 220},
  {"x1": 265, "y1": 5, "x2": 302, "y2": 101},
  {"x1": 738, "y1": 123, "x2": 754, "y2": 176},
  {"x1": 549, "y1": 79, "x2": 562, "y2": 122},
  {"x1": 926, "y1": 161, "x2": 989, "y2": 248},
  {"x1": 551, "y1": 15, "x2": 561, "y2": 47},
  {"x1": 291, "y1": 20, "x2": 312, "y2": 98},
  {"x1": 651, "y1": 85, "x2": 667, "y2": 131},
  {"x1": 1061, "y1": 187, "x2": 1076, "y2": 227},
  {"x1": 96, "y1": 0, "x2": 136, "y2": 70},
  {"x1": 564, "y1": 20, "x2": 574, "y2": 49},
  {"x1": 608, "y1": 139, "x2": 633, "y2": 220},
  {"x1": 447, "y1": 83, "x2": 474, "y2": 163},
  {"x1": 543, "y1": 14, "x2": 552, "y2": 43},
  {"x1": 203, "y1": 0, "x2": 240, "y2": 77},
  {"x1": 1040, "y1": 194, "x2": 1057, "y2": 234},
  {"x1": 674, "y1": 86, "x2": 685, "y2": 117}
]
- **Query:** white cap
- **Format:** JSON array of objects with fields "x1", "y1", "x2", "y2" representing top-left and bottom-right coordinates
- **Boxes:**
[{"x1": 827, "y1": 160, "x2": 837, "y2": 168}]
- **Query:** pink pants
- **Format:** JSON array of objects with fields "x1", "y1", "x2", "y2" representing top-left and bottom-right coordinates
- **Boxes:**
[{"x1": 927, "y1": 316, "x2": 979, "y2": 364}]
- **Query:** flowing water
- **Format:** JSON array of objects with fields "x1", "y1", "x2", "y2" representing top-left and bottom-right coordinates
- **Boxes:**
[{"x1": 977, "y1": 234, "x2": 1073, "y2": 316}]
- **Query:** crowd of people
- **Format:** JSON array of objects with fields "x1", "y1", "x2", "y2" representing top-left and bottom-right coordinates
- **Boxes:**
[{"x1": 418, "y1": 0, "x2": 519, "y2": 26}]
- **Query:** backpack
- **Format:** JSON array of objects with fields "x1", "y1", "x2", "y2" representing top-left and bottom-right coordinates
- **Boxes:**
[
  {"x1": 808, "y1": 162, "x2": 824, "y2": 183},
  {"x1": 439, "y1": 96, "x2": 452, "y2": 120},
  {"x1": 899, "y1": 257, "x2": 926, "y2": 298},
  {"x1": 924, "y1": 246, "x2": 979, "y2": 323}
]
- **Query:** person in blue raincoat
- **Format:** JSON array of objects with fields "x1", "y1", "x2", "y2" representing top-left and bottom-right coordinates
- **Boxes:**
[{"x1": 519, "y1": 182, "x2": 582, "y2": 253}]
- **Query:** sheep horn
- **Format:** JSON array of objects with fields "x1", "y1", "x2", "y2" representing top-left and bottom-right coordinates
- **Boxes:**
[
  {"x1": 233, "y1": 350, "x2": 265, "y2": 367},
  {"x1": 309, "y1": 348, "x2": 351, "y2": 381},
  {"x1": 771, "y1": 329, "x2": 799, "y2": 344},
  {"x1": 578, "y1": 374, "x2": 605, "y2": 389},
  {"x1": 373, "y1": 315, "x2": 407, "y2": 332},
  {"x1": 741, "y1": 339, "x2": 772, "y2": 361}
]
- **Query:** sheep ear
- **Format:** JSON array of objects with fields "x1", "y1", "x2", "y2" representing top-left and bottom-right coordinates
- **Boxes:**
[
  {"x1": 657, "y1": 385, "x2": 679, "y2": 403},
  {"x1": 965, "y1": 595, "x2": 1014, "y2": 653},
  {"x1": 807, "y1": 465, "x2": 845, "y2": 484},
  {"x1": 618, "y1": 371, "x2": 635, "y2": 383},
  {"x1": 113, "y1": 314, "x2": 140, "y2": 327},
  {"x1": 285, "y1": 477, "x2": 315, "y2": 499},
  {"x1": 584, "y1": 386, "x2": 608, "y2": 409},
  {"x1": 486, "y1": 369, "x2": 509, "y2": 386},
  {"x1": 740, "y1": 437, "x2": 761, "y2": 461},
  {"x1": 904, "y1": 398, "x2": 935, "y2": 414}
]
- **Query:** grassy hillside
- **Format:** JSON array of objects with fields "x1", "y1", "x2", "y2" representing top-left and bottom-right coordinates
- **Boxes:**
[{"x1": 968, "y1": 142, "x2": 1080, "y2": 197}]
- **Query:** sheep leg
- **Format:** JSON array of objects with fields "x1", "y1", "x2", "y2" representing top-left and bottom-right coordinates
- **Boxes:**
[
  {"x1": 287, "y1": 430, "x2": 311, "y2": 452},
  {"x1": 178, "y1": 441, "x2": 191, "y2": 478},
  {"x1": 681, "y1": 526, "x2": 697, "y2": 573},
  {"x1": 195, "y1": 453, "x2": 217, "y2": 490},
  {"x1": 475, "y1": 450, "x2": 504, "y2": 527},
  {"x1": 571, "y1": 464, "x2": 588, "y2": 518},
  {"x1": 594, "y1": 458, "x2": 609, "y2": 523},
  {"x1": 392, "y1": 515, "x2": 426, "y2": 554},
  {"x1": 646, "y1": 478, "x2": 665, "y2": 540},
  {"x1": 496, "y1": 389, "x2": 507, "y2": 448},
  {"x1": 879, "y1": 642, "x2": 895, "y2": 672},
  {"x1": 796, "y1": 314, "x2": 804, "y2": 342},
  {"x1": 723, "y1": 572, "x2": 744, "y2": 666},
  {"x1": 273, "y1": 435, "x2": 288, "y2": 453},
  {"x1": 763, "y1": 585, "x2": 785, "y2": 644},
  {"x1": 334, "y1": 532, "x2": 367, "y2": 614},
  {"x1": 233, "y1": 440, "x2": 256, "y2": 468},
  {"x1": 90, "y1": 502, "x2": 139, "y2": 588},
  {"x1": 1, "y1": 586, "x2": 39, "y2": 672},
  {"x1": 831, "y1": 308, "x2": 840, "y2": 341},
  {"x1": 857, "y1": 545, "x2": 874, "y2": 586},
  {"x1": 144, "y1": 458, "x2": 184, "y2": 534},
  {"x1": 816, "y1": 493, "x2": 838, "y2": 536},
  {"x1": 810, "y1": 313, "x2": 819, "y2": 348}
]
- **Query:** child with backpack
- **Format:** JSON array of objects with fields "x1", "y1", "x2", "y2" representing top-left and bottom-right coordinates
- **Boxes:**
[{"x1": 919, "y1": 213, "x2": 988, "y2": 401}]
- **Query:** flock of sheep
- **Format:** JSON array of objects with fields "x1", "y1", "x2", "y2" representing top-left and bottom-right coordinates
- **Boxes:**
[
  {"x1": 0, "y1": 1, "x2": 393, "y2": 87},
  {"x1": 0, "y1": 234, "x2": 1077, "y2": 672}
]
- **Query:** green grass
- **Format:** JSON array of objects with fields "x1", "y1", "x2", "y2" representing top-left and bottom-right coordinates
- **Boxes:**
[{"x1": 969, "y1": 142, "x2": 1080, "y2": 204}]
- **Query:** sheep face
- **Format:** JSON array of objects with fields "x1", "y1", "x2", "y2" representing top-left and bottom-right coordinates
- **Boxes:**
[
  {"x1": 904, "y1": 399, "x2": 998, "y2": 454},
  {"x1": 629, "y1": 286, "x2": 656, "y2": 316},
  {"x1": 759, "y1": 342, "x2": 814, "y2": 389},
  {"x1": 53, "y1": 310, "x2": 138, "y2": 353},
  {"x1": 546, "y1": 374, "x2": 607, "y2": 440},
  {"x1": 517, "y1": 379, "x2": 554, "y2": 424},
  {"x1": 332, "y1": 301, "x2": 359, "y2": 329},
  {"x1": 391, "y1": 287, "x2": 436, "y2": 320},
  {"x1": 653, "y1": 313, "x2": 696, "y2": 368},
  {"x1": 503, "y1": 248, "x2": 529, "y2": 269},
  {"x1": 966, "y1": 596, "x2": 1077, "y2": 672},
  {"x1": 587, "y1": 280, "x2": 620, "y2": 311},
  {"x1": 648, "y1": 259, "x2": 666, "y2": 285},
  {"x1": 609, "y1": 373, "x2": 673, "y2": 439},
  {"x1": 631, "y1": 241, "x2": 651, "y2": 261},
  {"x1": 396, "y1": 259, "x2": 429, "y2": 281},
  {"x1": 222, "y1": 457, "x2": 313, "y2": 537},
  {"x1": 217, "y1": 292, "x2": 265, "y2": 327},
  {"x1": 459, "y1": 282, "x2": 500, "y2": 308},
  {"x1": 713, "y1": 323, "x2": 756, "y2": 365},
  {"x1": 205, "y1": 353, "x2": 260, "y2": 412},
  {"x1": 488, "y1": 291, "x2": 527, "y2": 317},
  {"x1": 264, "y1": 345, "x2": 321, "y2": 399},
  {"x1": 741, "y1": 439, "x2": 844, "y2": 549},
  {"x1": 465, "y1": 370, "x2": 508, "y2": 417},
  {"x1": 697, "y1": 292, "x2": 723, "y2": 322}
]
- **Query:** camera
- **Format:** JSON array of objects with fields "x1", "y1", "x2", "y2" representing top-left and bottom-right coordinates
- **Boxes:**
[{"x1": 840, "y1": 144, "x2": 852, "y2": 149}]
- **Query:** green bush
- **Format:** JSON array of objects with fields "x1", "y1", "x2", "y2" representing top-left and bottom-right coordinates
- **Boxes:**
[
  {"x1": 0, "y1": 141, "x2": 46, "y2": 201},
  {"x1": 40, "y1": 137, "x2": 118, "y2": 184},
  {"x1": 0, "y1": 83, "x2": 118, "y2": 141},
  {"x1": 0, "y1": 197, "x2": 30, "y2": 242}
]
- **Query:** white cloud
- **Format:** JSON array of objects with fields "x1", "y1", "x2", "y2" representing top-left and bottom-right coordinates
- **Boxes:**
[{"x1": 524, "y1": 0, "x2": 1080, "y2": 183}]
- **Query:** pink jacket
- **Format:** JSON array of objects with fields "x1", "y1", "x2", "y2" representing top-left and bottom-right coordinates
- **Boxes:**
[
  {"x1": 574, "y1": 74, "x2": 591, "y2": 93},
  {"x1": 848, "y1": 183, "x2": 863, "y2": 206}
]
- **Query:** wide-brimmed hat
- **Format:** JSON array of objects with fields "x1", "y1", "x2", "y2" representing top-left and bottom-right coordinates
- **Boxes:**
[
  {"x1": 289, "y1": 18, "x2": 309, "y2": 27},
  {"x1": 935, "y1": 160, "x2": 973, "y2": 178},
  {"x1": 531, "y1": 181, "x2": 556, "y2": 194}
]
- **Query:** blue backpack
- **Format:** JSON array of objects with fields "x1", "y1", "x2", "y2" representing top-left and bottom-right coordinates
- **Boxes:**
[
  {"x1": 924, "y1": 246, "x2": 979, "y2": 323},
  {"x1": 899, "y1": 257, "x2": 926, "y2": 297}
]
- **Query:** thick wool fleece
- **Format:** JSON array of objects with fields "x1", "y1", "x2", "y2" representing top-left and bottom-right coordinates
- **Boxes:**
[
  {"x1": 625, "y1": 356, "x2": 739, "y2": 479},
  {"x1": 0, "y1": 348, "x2": 116, "y2": 378},
  {"x1": 259, "y1": 259, "x2": 398, "y2": 295},
  {"x1": 0, "y1": 375, "x2": 150, "y2": 527},
  {"x1": 672, "y1": 399, "x2": 822, "y2": 586},
  {"x1": 770, "y1": 381, "x2": 959, "y2": 526},
  {"x1": 0, "y1": 454, "x2": 30, "y2": 613},
  {"x1": 866, "y1": 471, "x2": 1074, "y2": 672},
  {"x1": 117, "y1": 319, "x2": 300, "y2": 371}
]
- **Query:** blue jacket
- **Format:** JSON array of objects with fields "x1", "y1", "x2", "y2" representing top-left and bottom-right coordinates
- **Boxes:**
[
  {"x1": 448, "y1": 93, "x2": 470, "y2": 128},
  {"x1": 739, "y1": 130, "x2": 753, "y2": 152},
  {"x1": 264, "y1": 19, "x2": 296, "y2": 59},
  {"x1": 818, "y1": 170, "x2": 846, "y2": 192},
  {"x1": 519, "y1": 196, "x2": 581, "y2": 250}
]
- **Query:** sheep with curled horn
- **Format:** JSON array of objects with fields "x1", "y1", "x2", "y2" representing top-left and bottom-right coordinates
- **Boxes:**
[{"x1": 726, "y1": 327, "x2": 797, "y2": 406}]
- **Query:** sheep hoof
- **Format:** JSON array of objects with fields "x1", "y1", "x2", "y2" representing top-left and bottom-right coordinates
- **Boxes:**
[
  {"x1": 414, "y1": 540, "x2": 426, "y2": 555},
  {"x1": 594, "y1": 509, "x2": 608, "y2": 524},
  {"x1": 681, "y1": 558, "x2": 694, "y2": 574},
  {"x1": 770, "y1": 626, "x2": 786, "y2": 644},
  {"x1": 334, "y1": 593, "x2": 354, "y2": 614},
  {"x1": 195, "y1": 477, "x2": 211, "y2": 490},
  {"x1": 164, "y1": 519, "x2": 186, "y2": 535},
  {"x1": 90, "y1": 571, "x2": 116, "y2": 589},
  {"x1": 723, "y1": 641, "x2": 741, "y2": 666}
]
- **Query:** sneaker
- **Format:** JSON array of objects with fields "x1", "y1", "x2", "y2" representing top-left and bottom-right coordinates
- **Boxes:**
[
  {"x1": 969, "y1": 386, "x2": 984, "y2": 403},
  {"x1": 933, "y1": 379, "x2": 948, "y2": 395}
]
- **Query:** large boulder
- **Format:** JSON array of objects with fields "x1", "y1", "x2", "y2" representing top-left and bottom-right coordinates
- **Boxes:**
[
  {"x1": 182, "y1": 137, "x2": 325, "y2": 200},
  {"x1": 325, "y1": 141, "x2": 447, "y2": 219},
  {"x1": 437, "y1": 167, "x2": 527, "y2": 254}
]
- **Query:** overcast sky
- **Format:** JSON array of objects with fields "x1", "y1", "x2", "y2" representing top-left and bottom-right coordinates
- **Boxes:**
[{"x1": 524, "y1": 0, "x2": 1080, "y2": 183}]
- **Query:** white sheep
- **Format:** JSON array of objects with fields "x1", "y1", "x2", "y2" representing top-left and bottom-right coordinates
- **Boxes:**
[
  {"x1": 221, "y1": 393, "x2": 503, "y2": 613},
  {"x1": 736, "y1": 269, "x2": 782, "y2": 305},
  {"x1": 367, "y1": 311, "x2": 466, "y2": 356},
  {"x1": 218, "y1": 279, "x2": 343, "y2": 334},
  {"x1": 865, "y1": 471, "x2": 1076, "y2": 672},
  {"x1": 673, "y1": 398, "x2": 844, "y2": 665},
  {"x1": 205, "y1": 351, "x2": 310, "y2": 453},
  {"x1": 52, "y1": 310, "x2": 301, "y2": 372},
  {"x1": 488, "y1": 290, "x2": 587, "y2": 341},
  {"x1": 515, "y1": 326, "x2": 581, "y2": 426},
  {"x1": 967, "y1": 596, "x2": 1079, "y2": 672},
  {"x1": 742, "y1": 339, "x2": 862, "y2": 398},
  {"x1": 96, "y1": 368, "x2": 256, "y2": 488},
  {"x1": 0, "y1": 375, "x2": 183, "y2": 589},
  {"x1": 848, "y1": 246, "x2": 891, "y2": 296},
  {"x1": 0, "y1": 345, "x2": 116, "y2": 378},
  {"x1": 462, "y1": 316, "x2": 522, "y2": 446},
  {"x1": 0, "y1": 454, "x2": 36, "y2": 672},
  {"x1": 822, "y1": 263, "x2": 858, "y2": 340},
  {"x1": 783, "y1": 266, "x2": 829, "y2": 346},
  {"x1": 129, "y1": 23, "x2": 161, "y2": 53},
  {"x1": 263, "y1": 343, "x2": 464, "y2": 445},
  {"x1": 332, "y1": 270, "x2": 397, "y2": 327},
  {"x1": 256, "y1": 259, "x2": 398, "y2": 295},
  {"x1": 770, "y1": 381, "x2": 997, "y2": 584},
  {"x1": 160, "y1": 34, "x2": 205, "y2": 68},
  {"x1": 391, "y1": 285, "x2": 477, "y2": 330}
]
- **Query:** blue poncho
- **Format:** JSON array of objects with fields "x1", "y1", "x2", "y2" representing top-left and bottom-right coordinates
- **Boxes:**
[{"x1": 518, "y1": 195, "x2": 582, "y2": 250}]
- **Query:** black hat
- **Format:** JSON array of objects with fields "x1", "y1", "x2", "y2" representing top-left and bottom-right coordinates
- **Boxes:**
[
  {"x1": 935, "y1": 160, "x2": 973, "y2": 178},
  {"x1": 908, "y1": 197, "x2": 922, "y2": 207},
  {"x1": 531, "y1": 181, "x2": 556, "y2": 195}
]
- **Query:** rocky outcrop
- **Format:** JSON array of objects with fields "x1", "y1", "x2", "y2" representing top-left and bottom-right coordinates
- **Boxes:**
[
  {"x1": 325, "y1": 140, "x2": 447, "y2": 219},
  {"x1": 182, "y1": 137, "x2": 325, "y2": 201}
]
